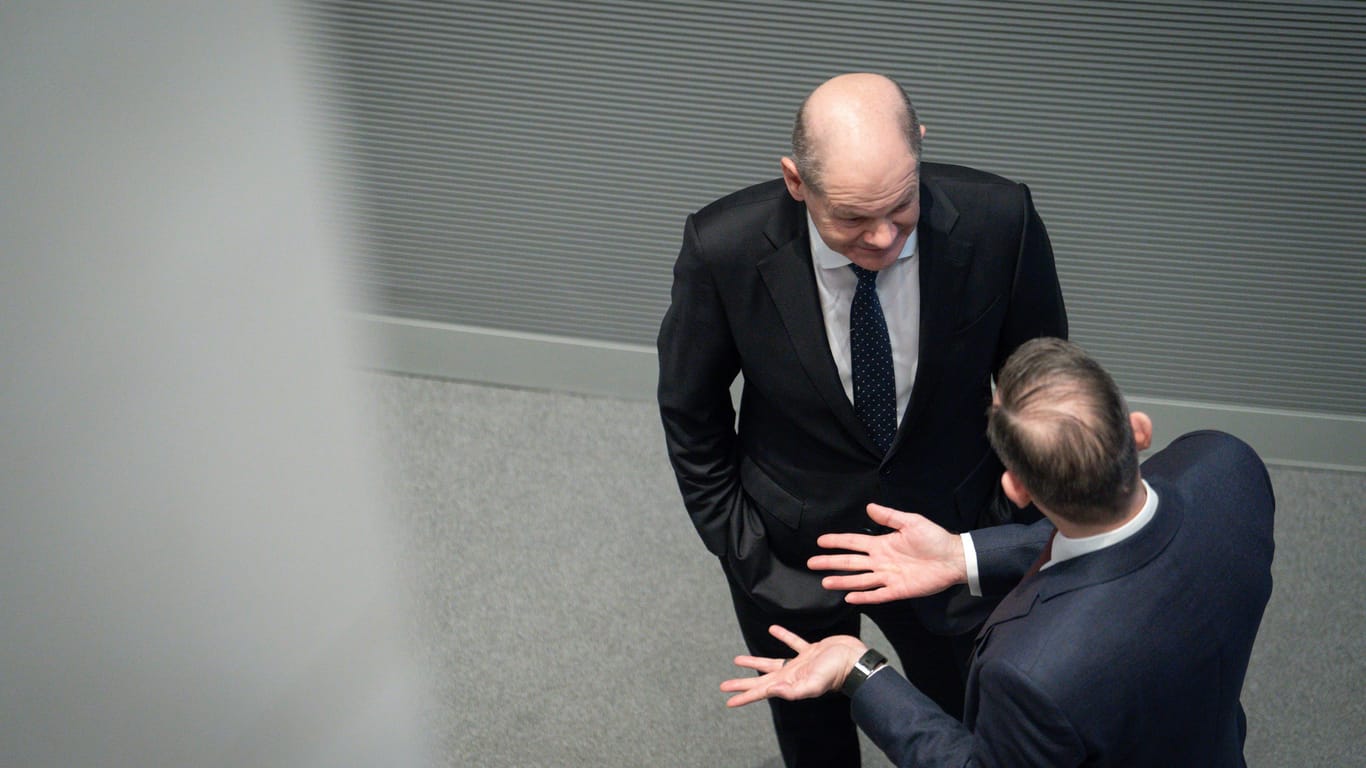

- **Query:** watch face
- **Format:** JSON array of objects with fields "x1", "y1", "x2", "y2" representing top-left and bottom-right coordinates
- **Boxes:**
[{"x1": 858, "y1": 649, "x2": 887, "y2": 672}]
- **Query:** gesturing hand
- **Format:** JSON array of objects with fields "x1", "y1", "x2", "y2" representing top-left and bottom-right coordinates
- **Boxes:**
[
  {"x1": 720, "y1": 625, "x2": 867, "y2": 708},
  {"x1": 808, "y1": 503, "x2": 968, "y2": 604}
]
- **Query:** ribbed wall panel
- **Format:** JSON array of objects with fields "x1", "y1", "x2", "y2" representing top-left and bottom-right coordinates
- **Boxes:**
[{"x1": 296, "y1": 0, "x2": 1365, "y2": 417}]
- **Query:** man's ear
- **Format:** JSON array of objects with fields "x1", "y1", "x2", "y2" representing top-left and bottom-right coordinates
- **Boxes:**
[
  {"x1": 780, "y1": 156, "x2": 806, "y2": 201},
  {"x1": 1131, "y1": 411, "x2": 1153, "y2": 452},
  {"x1": 1001, "y1": 470, "x2": 1032, "y2": 509}
]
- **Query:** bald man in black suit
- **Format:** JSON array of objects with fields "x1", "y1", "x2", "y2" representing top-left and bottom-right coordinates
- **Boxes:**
[{"x1": 658, "y1": 73, "x2": 1065, "y2": 766}]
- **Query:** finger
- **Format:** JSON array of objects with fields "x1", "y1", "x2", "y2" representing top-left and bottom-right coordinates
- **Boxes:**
[
  {"x1": 807, "y1": 552, "x2": 868, "y2": 572},
  {"x1": 844, "y1": 586, "x2": 898, "y2": 605},
  {"x1": 727, "y1": 676, "x2": 800, "y2": 708},
  {"x1": 737, "y1": 655, "x2": 788, "y2": 674},
  {"x1": 865, "y1": 503, "x2": 912, "y2": 529},
  {"x1": 821, "y1": 572, "x2": 885, "y2": 592},
  {"x1": 720, "y1": 676, "x2": 762, "y2": 694},
  {"x1": 732, "y1": 655, "x2": 783, "y2": 673},
  {"x1": 725, "y1": 686, "x2": 771, "y2": 708},
  {"x1": 815, "y1": 532, "x2": 871, "y2": 553},
  {"x1": 768, "y1": 624, "x2": 810, "y2": 653}
]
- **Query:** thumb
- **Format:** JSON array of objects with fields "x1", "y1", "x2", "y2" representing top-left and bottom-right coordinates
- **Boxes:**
[{"x1": 866, "y1": 503, "x2": 911, "y2": 529}]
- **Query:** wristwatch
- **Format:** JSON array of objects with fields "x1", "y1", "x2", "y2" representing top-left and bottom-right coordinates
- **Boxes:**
[{"x1": 840, "y1": 648, "x2": 888, "y2": 696}]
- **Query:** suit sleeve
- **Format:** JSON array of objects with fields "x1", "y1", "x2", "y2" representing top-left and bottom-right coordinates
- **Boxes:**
[
  {"x1": 657, "y1": 214, "x2": 848, "y2": 614},
  {"x1": 657, "y1": 213, "x2": 746, "y2": 558},
  {"x1": 852, "y1": 661, "x2": 1085, "y2": 767},
  {"x1": 970, "y1": 520, "x2": 1055, "y2": 596},
  {"x1": 969, "y1": 659, "x2": 1086, "y2": 767},
  {"x1": 962, "y1": 187, "x2": 1064, "y2": 582},
  {"x1": 993, "y1": 184, "x2": 1067, "y2": 375},
  {"x1": 968, "y1": 186, "x2": 1064, "y2": 584}
]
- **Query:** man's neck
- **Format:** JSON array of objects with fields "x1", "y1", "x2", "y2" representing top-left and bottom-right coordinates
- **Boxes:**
[{"x1": 1048, "y1": 479, "x2": 1149, "y2": 539}]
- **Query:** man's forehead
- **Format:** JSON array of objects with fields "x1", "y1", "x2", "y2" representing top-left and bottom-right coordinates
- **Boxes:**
[{"x1": 824, "y1": 173, "x2": 919, "y2": 214}]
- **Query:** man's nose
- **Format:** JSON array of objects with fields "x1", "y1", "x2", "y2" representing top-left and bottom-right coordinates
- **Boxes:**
[{"x1": 863, "y1": 218, "x2": 895, "y2": 248}]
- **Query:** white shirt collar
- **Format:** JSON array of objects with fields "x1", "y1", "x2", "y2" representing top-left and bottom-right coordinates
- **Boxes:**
[
  {"x1": 1044, "y1": 480, "x2": 1159, "y2": 569},
  {"x1": 807, "y1": 213, "x2": 918, "y2": 271}
]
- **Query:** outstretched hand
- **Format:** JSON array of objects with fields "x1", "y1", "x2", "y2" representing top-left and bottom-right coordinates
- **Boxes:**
[
  {"x1": 720, "y1": 625, "x2": 867, "y2": 708},
  {"x1": 808, "y1": 503, "x2": 968, "y2": 604}
]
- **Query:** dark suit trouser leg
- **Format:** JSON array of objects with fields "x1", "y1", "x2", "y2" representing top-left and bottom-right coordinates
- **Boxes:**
[{"x1": 724, "y1": 574, "x2": 862, "y2": 768}]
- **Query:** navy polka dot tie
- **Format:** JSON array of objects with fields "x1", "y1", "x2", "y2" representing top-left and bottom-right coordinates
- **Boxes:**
[{"x1": 849, "y1": 264, "x2": 896, "y2": 454}]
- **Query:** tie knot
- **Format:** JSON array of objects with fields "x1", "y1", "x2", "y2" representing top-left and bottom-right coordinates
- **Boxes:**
[{"x1": 849, "y1": 263, "x2": 878, "y2": 285}]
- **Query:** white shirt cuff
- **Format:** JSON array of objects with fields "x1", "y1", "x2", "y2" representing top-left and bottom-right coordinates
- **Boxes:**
[{"x1": 961, "y1": 532, "x2": 982, "y2": 597}]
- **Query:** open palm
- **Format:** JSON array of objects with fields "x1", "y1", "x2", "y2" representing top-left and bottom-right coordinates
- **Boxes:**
[{"x1": 808, "y1": 503, "x2": 967, "y2": 604}]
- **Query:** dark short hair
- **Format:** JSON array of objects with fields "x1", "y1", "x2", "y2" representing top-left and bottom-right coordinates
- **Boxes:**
[
  {"x1": 791, "y1": 75, "x2": 922, "y2": 192},
  {"x1": 986, "y1": 338, "x2": 1138, "y2": 525}
]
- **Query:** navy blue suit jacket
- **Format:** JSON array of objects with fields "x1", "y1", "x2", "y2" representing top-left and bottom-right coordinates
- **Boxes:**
[{"x1": 852, "y1": 431, "x2": 1276, "y2": 766}]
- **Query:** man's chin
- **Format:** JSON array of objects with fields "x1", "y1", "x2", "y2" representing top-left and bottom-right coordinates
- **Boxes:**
[{"x1": 846, "y1": 250, "x2": 898, "y2": 271}]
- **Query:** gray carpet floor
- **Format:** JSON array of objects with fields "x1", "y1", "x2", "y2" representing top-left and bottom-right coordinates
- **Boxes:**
[{"x1": 366, "y1": 372, "x2": 1365, "y2": 767}]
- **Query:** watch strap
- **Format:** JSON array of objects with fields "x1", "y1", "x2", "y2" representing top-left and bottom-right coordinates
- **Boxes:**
[{"x1": 840, "y1": 648, "x2": 888, "y2": 697}]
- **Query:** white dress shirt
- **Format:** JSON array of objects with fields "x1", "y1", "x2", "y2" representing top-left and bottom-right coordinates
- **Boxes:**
[
  {"x1": 1044, "y1": 480, "x2": 1159, "y2": 569},
  {"x1": 807, "y1": 214, "x2": 920, "y2": 423},
  {"x1": 963, "y1": 480, "x2": 1159, "y2": 595}
]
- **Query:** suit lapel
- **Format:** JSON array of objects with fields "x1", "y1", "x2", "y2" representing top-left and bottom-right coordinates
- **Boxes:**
[
  {"x1": 757, "y1": 206, "x2": 880, "y2": 456},
  {"x1": 972, "y1": 497, "x2": 1185, "y2": 657},
  {"x1": 899, "y1": 177, "x2": 973, "y2": 436}
]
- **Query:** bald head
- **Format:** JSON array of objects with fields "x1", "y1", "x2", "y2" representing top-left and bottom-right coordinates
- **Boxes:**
[{"x1": 791, "y1": 73, "x2": 923, "y2": 193}]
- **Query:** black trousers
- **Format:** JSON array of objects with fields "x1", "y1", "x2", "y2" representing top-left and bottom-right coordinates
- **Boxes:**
[{"x1": 726, "y1": 572, "x2": 975, "y2": 768}]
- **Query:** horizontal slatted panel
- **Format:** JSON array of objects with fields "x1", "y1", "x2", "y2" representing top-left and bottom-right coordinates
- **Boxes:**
[{"x1": 296, "y1": 0, "x2": 1365, "y2": 416}]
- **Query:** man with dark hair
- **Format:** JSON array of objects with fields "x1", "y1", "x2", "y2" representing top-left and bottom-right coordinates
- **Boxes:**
[
  {"x1": 986, "y1": 336, "x2": 1141, "y2": 525},
  {"x1": 721, "y1": 338, "x2": 1276, "y2": 767},
  {"x1": 657, "y1": 73, "x2": 1066, "y2": 766}
]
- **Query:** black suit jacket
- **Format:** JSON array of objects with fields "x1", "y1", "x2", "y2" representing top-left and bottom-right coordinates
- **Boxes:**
[
  {"x1": 852, "y1": 431, "x2": 1276, "y2": 766},
  {"x1": 657, "y1": 163, "x2": 1067, "y2": 626}
]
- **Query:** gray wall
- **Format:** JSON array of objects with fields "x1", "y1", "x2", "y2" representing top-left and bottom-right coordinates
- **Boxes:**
[{"x1": 299, "y1": 1, "x2": 1365, "y2": 469}]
